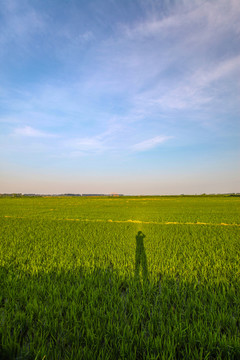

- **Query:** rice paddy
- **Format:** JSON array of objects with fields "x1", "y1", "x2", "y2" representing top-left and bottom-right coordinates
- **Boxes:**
[{"x1": 0, "y1": 195, "x2": 239, "y2": 359}]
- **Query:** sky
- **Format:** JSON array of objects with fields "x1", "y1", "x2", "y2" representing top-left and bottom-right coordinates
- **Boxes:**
[{"x1": 0, "y1": 0, "x2": 239, "y2": 195}]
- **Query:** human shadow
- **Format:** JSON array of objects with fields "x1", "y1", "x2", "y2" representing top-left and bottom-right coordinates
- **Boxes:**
[{"x1": 134, "y1": 231, "x2": 148, "y2": 283}]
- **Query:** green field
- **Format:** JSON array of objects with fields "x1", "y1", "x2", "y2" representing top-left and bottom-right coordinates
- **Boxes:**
[{"x1": 0, "y1": 196, "x2": 240, "y2": 359}]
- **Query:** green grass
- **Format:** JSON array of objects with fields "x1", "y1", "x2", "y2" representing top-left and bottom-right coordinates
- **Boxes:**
[{"x1": 0, "y1": 196, "x2": 239, "y2": 359}]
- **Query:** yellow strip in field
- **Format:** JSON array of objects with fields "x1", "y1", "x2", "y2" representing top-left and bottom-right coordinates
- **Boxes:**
[
  {"x1": 4, "y1": 215, "x2": 24, "y2": 218},
  {"x1": 56, "y1": 218, "x2": 240, "y2": 227},
  {"x1": 3, "y1": 215, "x2": 240, "y2": 227}
]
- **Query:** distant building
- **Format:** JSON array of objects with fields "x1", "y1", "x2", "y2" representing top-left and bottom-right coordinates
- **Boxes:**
[
  {"x1": 82, "y1": 194, "x2": 106, "y2": 197},
  {"x1": 63, "y1": 194, "x2": 82, "y2": 196}
]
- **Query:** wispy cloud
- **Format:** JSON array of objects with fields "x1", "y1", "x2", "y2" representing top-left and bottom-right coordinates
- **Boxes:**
[
  {"x1": 132, "y1": 136, "x2": 172, "y2": 152},
  {"x1": 142, "y1": 55, "x2": 240, "y2": 111},
  {"x1": 124, "y1": 1, "x2": 239, "y2": 101},
  {"x1": 13, "y1": 126, "x2": 57, "y2": 138},
  {"x1": 71, "y1": 137, "x2": 105, "y2": 152},
  {"x1": 64, "y1": 122, "x2": 122, "y2": 156},
  {"x1": 123, "y1": 0, "x2": 240, "y2": 40}
]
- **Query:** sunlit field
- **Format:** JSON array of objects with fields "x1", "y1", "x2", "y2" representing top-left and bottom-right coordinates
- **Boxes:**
[{"x1": 0, "y1": 195, "x2": 240, "y2": 359}]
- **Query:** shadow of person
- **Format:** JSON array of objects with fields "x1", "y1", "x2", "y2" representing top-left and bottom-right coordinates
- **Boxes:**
[{"x1": 134, "y1": 231, "x2": 148, "y2": 284}]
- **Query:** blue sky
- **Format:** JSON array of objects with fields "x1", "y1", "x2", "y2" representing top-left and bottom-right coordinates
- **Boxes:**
[{"x1": 0, "y1": 0, "x2": 239, "y2": 195}]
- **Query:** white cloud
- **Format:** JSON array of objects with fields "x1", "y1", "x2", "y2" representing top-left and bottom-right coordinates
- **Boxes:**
[
  {"x1": 132, "y1": 136, "x2": 172, "y2": 152},
  {"x1": 13, "y1": 126, "x2": 57, "y2": 138},
  {"x1": 62, "y1": 120, "x2": 125, "y2": 155},
  {"x1": 192, "y1": 55, "x2": 240, "y2": 88},
  {"x1": 74, "y1": 137, "x2": 104, "y2": 151},
  {"x1": 81, "y1": 0, "x2": 240, "y2": 123},
  {"x1": 133, "y1": 54, "x2": 240, "y2": 111},
  {"x1": 124, "y1": 0, "x2": 240, "y2": 39}
]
